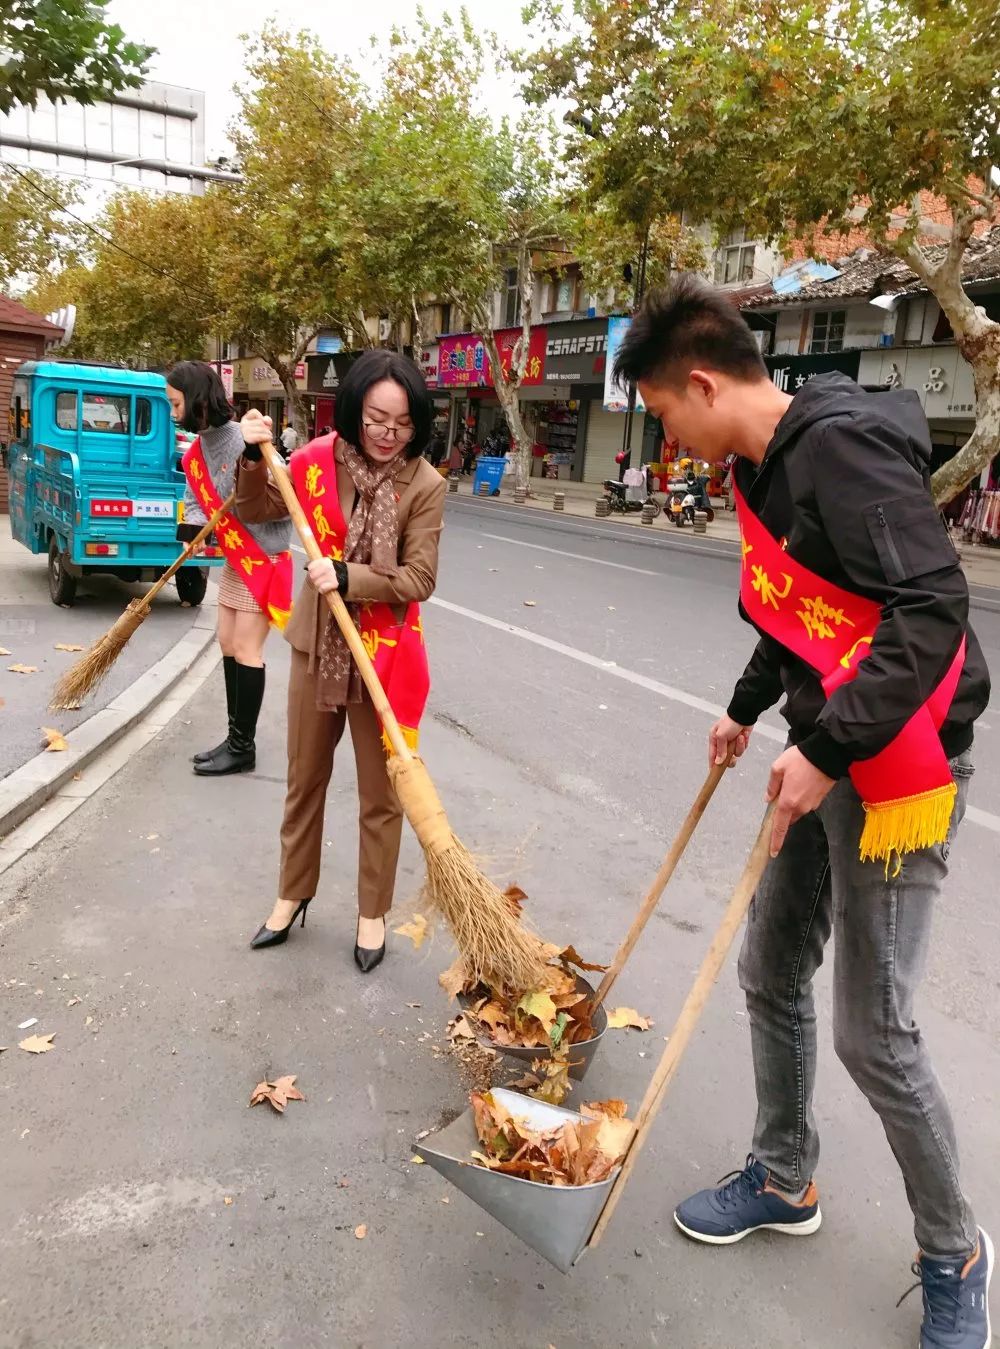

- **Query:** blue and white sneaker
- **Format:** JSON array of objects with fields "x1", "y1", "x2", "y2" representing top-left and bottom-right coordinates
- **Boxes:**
[
  {"x1": 899, "y1": 1228, "x2": 994, "y2": 1349},
  {"x1": 673, "y1": 1154, "x2": 822, "y2": 1245}
]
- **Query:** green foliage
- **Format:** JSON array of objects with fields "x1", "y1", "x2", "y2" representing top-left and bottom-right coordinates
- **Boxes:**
[
  {"x1": 0, "y1": 167, "x2": 83, "y2": 291},
  {"x1": 0, "y1": 0, "x2": 152, "y2": 115}
]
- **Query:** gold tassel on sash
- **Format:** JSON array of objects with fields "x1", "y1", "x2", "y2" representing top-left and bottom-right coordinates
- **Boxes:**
[{"x1": 859, "y1": 782, "x2": 958, "y2": 865}]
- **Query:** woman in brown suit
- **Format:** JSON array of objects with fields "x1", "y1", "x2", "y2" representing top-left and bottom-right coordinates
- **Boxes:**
[{"x1": 236, "y1": 351, "x2": 447, "y2": 971}]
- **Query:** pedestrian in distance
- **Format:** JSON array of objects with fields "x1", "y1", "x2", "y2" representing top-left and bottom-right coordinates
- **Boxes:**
[
  {"x1": 429, "y1": 429, "x2": 446, "y2": 469},
  {"x1": 237, "y1": 350, "x2": 446, "y2": 973},
  {"x1": 280, "y1": 422, "x2": 299, "y2": 457},
  {"x1": 167, "y1": 361, "x2": 292, "y2": 777},
  {"x1": 448, "y1": 435, "x2": 464, "y2": 476},
  {"x1": 613, "y1": 275, "x2": 992, "y2": 1349}
]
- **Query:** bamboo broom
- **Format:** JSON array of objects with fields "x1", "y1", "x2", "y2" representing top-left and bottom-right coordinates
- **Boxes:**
[
  {"x1": 50, "y1": 493, "x2": 235, "y2": 711},
  {"x1": 257, "y1": 439, "x2": 548, "y2": 994}
]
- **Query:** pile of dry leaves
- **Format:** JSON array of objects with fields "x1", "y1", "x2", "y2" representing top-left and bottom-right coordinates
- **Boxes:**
[
  {"x1": 470, "y1": 1090, "x2": 634, "y2": 1186},
  {"x1": 440, "y1": 891, "x2": 607, "y2": 1054}
]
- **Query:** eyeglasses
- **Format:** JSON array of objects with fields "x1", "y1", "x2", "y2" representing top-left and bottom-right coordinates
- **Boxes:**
[{"x1": 362, "y1": 419, "x2": 414, "y2": 443}]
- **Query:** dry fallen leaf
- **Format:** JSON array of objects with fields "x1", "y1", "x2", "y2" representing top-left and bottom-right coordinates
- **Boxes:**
[
  {"x1": 607, "y1": 1007, "x2": 654, "y2": 1031},
  {"x1": 393, "y1": 913, "x2": 428, "y2": 950},
  {"x1": 54, "y1": 643, "x2": 84, "y2": 653},
  {"x1": 523, "y1": 600, "x2": 537, "y2": 607},
  {"x1": 19, "y1": 1033, "x2": 55, "y2": 1054},
  {"x1": 438, "y1": 957, "x2": 467, "y2": 1001},
  {"x1": 354, "y1": 1224, "x2": 368, "y2": 1240},
  {"x1": 249, "y1": 1074, "x2": 306, "y2": 1113},
  {"x1": 223, "y1": 1196, "x2": 234, "y2": 1206},
  {"x1": 66, "y1": 997, "x2": 81, "y2": 1008},
  {"x1": 411, "y1": 1154, "x2": 425, "y2": 1164},
  {"x1": 0, "y1": 647, "x2": 10, "y2": 656},
  {"x1": 41, "y1": 727, "x2": 69, "y2": 752},
  {"x1": 8, "y1": 664, "x2": 39, "y2": 675}
]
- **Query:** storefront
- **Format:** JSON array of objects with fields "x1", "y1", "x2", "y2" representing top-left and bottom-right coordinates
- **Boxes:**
[
  {"x1": 231, "y1": 357, "x2": 307, "y2": 430},
  {"x1": 417, "y1": 343, "x2": 451, "y2": 441},
  {"x1": 764, "y1": 350, "x2": 861, "y2": 392},
  {"x1": 437, "y1": 326, "x2": 548, "y2": 450},
  {"x1": 535, "y1": 319, "x2": 609, "y2": 480},
  {"x1": 305, "y1": 352, "x2": 341, "y2": 437}
]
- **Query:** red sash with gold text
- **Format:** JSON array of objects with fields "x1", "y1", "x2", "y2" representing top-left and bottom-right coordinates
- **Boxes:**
[
  {"x1": 289, "y1": 434, "x2": 430, "y2": 752},
  {"x1": 183, "y1": 439, "x2": 293, "y2": 629},
  {"x1": 736, "y1": 486, "x2": 964, "y2": 862}
]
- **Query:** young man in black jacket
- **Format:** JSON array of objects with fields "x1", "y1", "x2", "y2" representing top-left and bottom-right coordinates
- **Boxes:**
[{"x1": 614, "y1": 276, "x2": 992, "y2": 1349}]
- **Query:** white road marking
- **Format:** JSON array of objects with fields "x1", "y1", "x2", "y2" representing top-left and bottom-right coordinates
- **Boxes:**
[
  {"x1": 429, "y1": 594, "x2": 1000, "y2": 838},
  {"x1": 481, "y1": 533, "x2": 660, "y2": 576}
]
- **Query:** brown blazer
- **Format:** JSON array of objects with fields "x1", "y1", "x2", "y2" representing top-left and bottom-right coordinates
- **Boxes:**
[{"x1": 235, "y1": 441, "x2": 447, "y2": 666}]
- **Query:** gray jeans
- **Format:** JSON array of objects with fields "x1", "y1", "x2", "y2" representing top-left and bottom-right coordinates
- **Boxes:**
[{"x1": 738, "y1": 751, "x2": 977, "y2": 1258}]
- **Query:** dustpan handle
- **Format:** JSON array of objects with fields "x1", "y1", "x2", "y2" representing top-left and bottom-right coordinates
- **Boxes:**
[
  {"x1": 592, "y1": 761, "x2": 729, "y2": 1012},
  {"x1": 258, "y1": 439, "x2": 414, "y2": 763},
  {"x1": 588, "y1": 803, "x2": 775, "y2": 1251}
]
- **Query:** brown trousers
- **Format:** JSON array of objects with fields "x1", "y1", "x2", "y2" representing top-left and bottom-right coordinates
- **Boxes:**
[{"x1": 278, "y1": 648, "x2": 403, "y2": 919}]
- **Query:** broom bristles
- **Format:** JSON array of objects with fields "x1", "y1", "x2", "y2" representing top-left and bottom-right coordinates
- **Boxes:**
[
  {"x1": 50, "y1": 599, "x2": 150, "y2": 710},
  {"x1": 424, "y1": 839, "x2": 550, "y2": 994}
]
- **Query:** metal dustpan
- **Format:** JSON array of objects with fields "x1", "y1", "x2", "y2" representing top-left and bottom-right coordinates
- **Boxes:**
[
  {"x1": 461, "y1": 976, "x2": 608, "y2": 1082},
  {"x1": 414, "y1": 1087, "x2": 616, "y2": 1273}
]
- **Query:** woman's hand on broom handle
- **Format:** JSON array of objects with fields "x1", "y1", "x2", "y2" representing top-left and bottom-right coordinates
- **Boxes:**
[{"x1": 307, "y1": 558, "x2": 339, "y2": 594}]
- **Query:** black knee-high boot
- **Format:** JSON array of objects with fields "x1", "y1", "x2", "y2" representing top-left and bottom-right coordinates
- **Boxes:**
[
  {"x1": 191, "y1": 655, "x2": 238, "y2": 764},
  {"x1": 194, "y1": 663, "x2": 265, "y2": 776}
]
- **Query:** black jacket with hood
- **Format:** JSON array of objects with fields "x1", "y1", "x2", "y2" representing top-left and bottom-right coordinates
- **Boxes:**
[{"x1": 727, "y1": 373, "x2": 990, "y2": 779}]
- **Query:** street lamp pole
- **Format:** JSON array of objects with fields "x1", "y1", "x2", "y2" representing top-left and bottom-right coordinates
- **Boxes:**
[{"x1": 619, "y1": 219, "x2": 651, "y2": 478}]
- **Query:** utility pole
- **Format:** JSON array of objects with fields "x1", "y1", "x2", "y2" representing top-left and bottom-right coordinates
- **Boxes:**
[{"x1": 619, "y1": 219, "x2": 651, "y2": 479}]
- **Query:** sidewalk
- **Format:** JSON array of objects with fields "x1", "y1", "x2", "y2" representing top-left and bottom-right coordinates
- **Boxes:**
[
  {"x1": 0, "y1": 524, "x2": 218, "y2": 819},
  {"x1": 453, "y1": 476, "x2": 1000, "y2": 591}
]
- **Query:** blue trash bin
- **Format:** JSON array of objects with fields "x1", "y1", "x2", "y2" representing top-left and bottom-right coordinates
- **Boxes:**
[{"x1": 473, "y1": 457, "x2": 507, "y2": 497}]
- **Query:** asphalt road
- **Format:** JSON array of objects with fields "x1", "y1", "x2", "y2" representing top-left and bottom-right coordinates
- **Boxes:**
[
  {"x1": 1, "y1": 499, "x2": 998, "y2": 1349},
  {"x1": 0, "y1": 543, "x2": 216, "y2": 780}
]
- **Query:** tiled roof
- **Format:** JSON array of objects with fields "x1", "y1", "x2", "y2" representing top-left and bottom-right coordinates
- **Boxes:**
[
  {"x1": 0, "y1": 294, "x2": 64, "y2": 337},
  {"x1": 740, "y1": 226, "x2": 1000, "y2": 309}
]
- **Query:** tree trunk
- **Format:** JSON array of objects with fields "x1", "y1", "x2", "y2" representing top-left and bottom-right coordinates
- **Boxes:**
[
  {"x1": 931, "y1": 336, "x2": 1000, "y2": 505},
  {"x1": 268, "y1": 352, "x2": 310, "y2": 443},
  {"x1": 483, "y1": 327, "x2": 533, "y2": 493},
  {"x1": 903, "y1": 217, "x2": 1000, "y2": 504}
]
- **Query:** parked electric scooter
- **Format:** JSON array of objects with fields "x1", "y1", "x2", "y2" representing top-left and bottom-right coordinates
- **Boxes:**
[{"x1": 602, "y1": 477, "x2": 663, "y2": 517}]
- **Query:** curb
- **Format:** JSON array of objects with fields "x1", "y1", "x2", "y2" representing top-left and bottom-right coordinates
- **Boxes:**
[{"x1": 0, "y1": 600, "x2": 219, "y2": 841}]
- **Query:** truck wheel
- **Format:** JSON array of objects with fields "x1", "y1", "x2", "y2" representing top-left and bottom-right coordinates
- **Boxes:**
[
  {"x1": 48, "y1": 537, "x2": 78, "y2": 606},
  {"x1": 176, "y1": 567, "x2": 208, "y2": 607}
]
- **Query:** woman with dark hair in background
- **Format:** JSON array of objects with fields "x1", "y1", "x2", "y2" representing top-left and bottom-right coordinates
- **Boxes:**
[
  {"x1": 167, "y1": 361, "x2": 292, "y2": 777},
  {"x1": 236, "y1": 350, "x2": 447, "y2": 971}
]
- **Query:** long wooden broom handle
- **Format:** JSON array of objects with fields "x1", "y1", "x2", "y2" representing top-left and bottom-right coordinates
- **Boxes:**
[
  {"x1": 257, "y1": 439, "x2": 414, "y2": 763},
  {"x1": 592, "y1": 761, "x2": 729, "y2": 1011},
  {"x1": 138, "y1": 491, "x2": 236, "y2": 609},
  {"x1": 588, "y1": 804, "x2": 775, "y2": 1251}
]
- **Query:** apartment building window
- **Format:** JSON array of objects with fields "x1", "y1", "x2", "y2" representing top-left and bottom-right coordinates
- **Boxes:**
[
  {"x1": 555, "y1": 275, "x2": 576, "y2": 312},
  {"x1": 439, "y1": 302, "x2": 452, "y2": 335},
  {"x1": 714, "y1": 227, "x2": 757, "y2": 286},
  {"x1": 502, "y1": 267, "x2": 521, "y2": 327},
  {"x1": 811, "y1": 309, "x2": 846, "y2": 354}
]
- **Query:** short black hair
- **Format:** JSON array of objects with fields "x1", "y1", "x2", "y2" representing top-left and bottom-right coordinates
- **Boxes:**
[
  {"x1": 334, "y1": 350, "x2": 432, "y2": 460},
  {"x1": 613, "y1": 274, "x2": 768, "y2": 389},
  {"x1": 166, "y1": 360, "x2": 234, "y2": 433}
]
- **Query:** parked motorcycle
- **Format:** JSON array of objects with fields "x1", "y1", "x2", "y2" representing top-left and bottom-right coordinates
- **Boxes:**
[
  {"x1": 666, "y1": 477, "x2": 716, "y2": 527},
  {"x1": 602, "y1": 478, "x2": 663, "y2": 518}
]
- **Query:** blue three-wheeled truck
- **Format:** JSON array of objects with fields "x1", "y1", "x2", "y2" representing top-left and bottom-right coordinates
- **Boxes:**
[{"x1": 6, "y1": 361, "x2": 222, "y2": 606}]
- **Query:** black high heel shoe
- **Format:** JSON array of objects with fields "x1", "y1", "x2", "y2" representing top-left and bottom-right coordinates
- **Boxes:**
[
  {"x1": 250, "y1": 898, "x2": 311, "y2": 950},
  {"x1": 354, "y1": 917, "x2": 386, "y2": 974}
]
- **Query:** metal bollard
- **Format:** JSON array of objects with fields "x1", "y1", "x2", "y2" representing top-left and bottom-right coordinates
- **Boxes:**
[
  {"x1": 693, "y1": 509, "x2": 708, "y2": 534},
  {"x1": 595, "y1": 498, "x2": 610, "y2": 517},
  {"x1": 641, "y1": 503, "x2": 655, "y2": 525},
  {"x1": 553, "y1": 491, "x2": 565, "y2": 512},
  {"x1": 448, "y1": 477, "x2": 459, "y2": 494}
]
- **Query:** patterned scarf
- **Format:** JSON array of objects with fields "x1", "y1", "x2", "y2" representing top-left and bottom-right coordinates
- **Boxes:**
[{"x1": 316, "y1": 441, "x2": 406, "y2": 711}]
